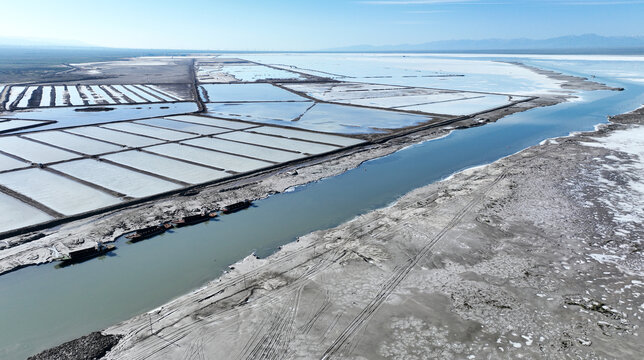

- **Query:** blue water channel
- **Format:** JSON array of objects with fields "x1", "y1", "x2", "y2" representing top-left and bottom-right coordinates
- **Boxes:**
[{"x1": 1, "y1": 64, "x2": 643, "y2": 360}]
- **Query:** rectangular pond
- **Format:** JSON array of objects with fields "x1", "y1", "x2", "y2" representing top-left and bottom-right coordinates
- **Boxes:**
[
  {"x1": 200, "y1": 83, "x2": 306, "y2": 102},
  {"x1": 89, "y1": 85, "x2": 117, "y2": 105},
  {"x1": 102, "y1": 150, "x2": 229, "y2": 185},
  {"x1": 54, "y1": 86, "x2": 66, "y2": 106},
  {"x1": 215, "y1": 131, "x2": 340, "y2": 154},
  {"x1": 40, "y1": 86, "x2": 52, "y2": 107},
  {"x1": 165, "y1": 115, "x2": 257, "y2": 130},
  {"x1": 135, "y1": 118, "x2": 229, "y2": 135},
  {"x1": 145, "y1": 143, "x2": 272, "y2": 173},
  {"x1": 137, "y1": 85, "x2": 175, "y2": 102},
  {"x1": 24, "y1": 131, "x2": 125, "y2": 155},
  {"x1": 204, "y1": 101, "x2": 313, "y2": 122},
  {"x1": 51, "y1": 159, "x2": 181, "y2": 198},
  {"x1": 2, "y1": 102, "x2": 200, "y2": 133},
  {"x1": 67, "y1": 86, "x2": 84, "y2": 106},
  {"x1": 16, "y1": 87, "x2": 36, "y2": 108},
  {"x1": 112, "y1": 85, "x2": 147, "y2": 103},
  {"x1": 398, "y1": 94, "x2": 513, "y2": 116},
  {"x1": 250, "y1": 126, "x2": 364, "y2": 147},
  {"x1": 0, "y1": 193, "x2": 54, "y2": 234},
  {"x1": 0, "y1": 168, "x2": 122, "y2": 215},
  {"x1": 219, "y1": 64, "x2": 303, "y2": 82},
  {"x1": 101, "y1": 122, "x2": 195, "y2": 141},
  {"x1": 123, "y1": 85, "x2": 157, "y2": 103},
  {"x1": 0, "y1": 136, "x2": 80, "y2": 164},
  {"x1": 0, "y1": 154, "x2": 29, "y2": 172},
  {"x1": 0, "y1": 120, "x2": 49, "y2": 133},
  {"x1": 67, "y1": 127, "x2": 164, "y2": 148},
  {"x1": 182, "y1": 137, "x2": 303, "y2": 163}
]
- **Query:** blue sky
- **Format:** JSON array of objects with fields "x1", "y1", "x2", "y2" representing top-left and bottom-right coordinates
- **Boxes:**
[{"x1": 1, "y1": 0, "x2": 643, "y2": 50}]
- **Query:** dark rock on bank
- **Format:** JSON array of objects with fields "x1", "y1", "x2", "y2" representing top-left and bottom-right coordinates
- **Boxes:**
[{"x1": 28, "y1": 332, "x2": 121, "y2": 360}]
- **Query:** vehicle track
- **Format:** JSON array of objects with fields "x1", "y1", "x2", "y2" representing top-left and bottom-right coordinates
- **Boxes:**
[
  {"x1": 111, "y1": 174, "x2": 490, "y2": 359},
  {"x1": 320, "y1": 172, "x2": 507, "y2": 359}
]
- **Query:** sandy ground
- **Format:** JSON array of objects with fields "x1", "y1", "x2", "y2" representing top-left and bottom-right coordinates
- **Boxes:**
[{"x1": 92, "y1": 106, "x2": 643, "y2": 360}]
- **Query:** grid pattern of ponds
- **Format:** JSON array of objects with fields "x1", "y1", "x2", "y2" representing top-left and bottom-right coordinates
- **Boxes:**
[
  {"x1": 281, "y1": 82, "x2": 530, "y2": 116},
  {"x1": 197, "y1": 81, "x2": 529, "y2": 134},
  {"x1": 0, "y1": 115, "x2": 364, "y2": 234},
  {"x1": 196, "y1": 63, "x2": 305, "y2": 83},
  {"x1": 1, "y1": 84, "x2": 186, "y2": 111}
]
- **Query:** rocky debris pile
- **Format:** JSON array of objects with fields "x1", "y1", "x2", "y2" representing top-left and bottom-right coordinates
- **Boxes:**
[{"x1": 28, "y1": 332, "x2": 121, "y2": 360}]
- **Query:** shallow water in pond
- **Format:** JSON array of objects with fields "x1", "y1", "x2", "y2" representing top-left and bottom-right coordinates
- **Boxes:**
[
  {"x1": 0, "y1": 59, "x2": 643, "y2": 360},
  {"x1": 1, "y1": 102, "x2": 199, "y2": 133}
]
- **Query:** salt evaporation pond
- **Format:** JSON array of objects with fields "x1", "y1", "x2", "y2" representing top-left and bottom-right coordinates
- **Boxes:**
[
  {"x1": 220, "y1": 64, "x2": 303, "y2": 82},
  {"x1": 0, "y1": 193, "x2": 54, "y2": 233},
  {"x1": 166, "y1": 115, "x2": 257, "y2": 130},
  {"x1": 52, "y1": 159, "x2": 181, "y2": 198},
  {"x1": 54, "y1": 86, "x2": 66, "y2": 106},
  {"x1": 148, "y1": 85, "x2": 182, "y2": 101},
  {"x1": 67, "y1": 126, "x2": 164, "y2": 147},
  {"x1": 112, "y1": 85, "x2": 146, "y2": 103},
  {"x1": 67, "y1": 86, "x2": 84, "y2": 106},
  {"x1": 90, "y1": 85, "x2": 116, "y2": 105},
  {"x1": 0, "y1": 168, "x2": 122, "y2": 215},
  {"x1": 135, "y1": 118, "x2": 227, "y2": 135},
  {"x1": 399, "y1": 94, "x2": 514, "y2": 115},
  {"x1": 206, "y1": 101, "x2": 431, "y2": 134},
  {"x1": 140, "y1": 85, "x2": 175, "y2": 102},
  {"x1": 78, "y1": 86, "x2": 96, "y2": 105},
  {"x1": 0, "y1": 154, "x2": 29, "y2": 172},
  {"x1": 24, "y1": 131, "x2": 124, "y2": 155},
  {"x1": 39, "y1": 86, "x2": 52, "y2": 107},
  {"x1": 216, "y1": 131, "x2": 340, "y2": 154},
  {"x1": 1, "y1": 57, "x2": 644, "y2": 360},
  {"x1": 239, "y1": 53, "x2": 564, "y2": 95},
  {"x1": 102, "y1": 151, "x2": 228, "y2": 185},
  {"x1": 205, "y1": 101, "x2": 314, "y2": 122},
  {"x1": 200, "y1": 83, "x2": 306, "y2": 102},
  {"x1": 250, "y1": 126, "x2": 364, "y2": 146},
  {"x1": 101, "y1": 122, "x2": 195, "y2": 141},
  {"x1": 16, "y1": 87, "x2": 36, "y2": 108},
  {"x1": 123, "y1": 85, "x2": 157, "y2": 102},
  {"x1": 183, "y1": 137, "x2": 304, "y2": 163},
  {"x1": 5, "y1": 86, "x2": 25, "y2": 109},
  {"x1": 145, "y1": 143, "x2": 272, "y2": 173},
  {"x1": 0, "y1": 119, "x2": 50, "y2": 133},
  {"x1": 2, "y1": 102, "x2": 199, "y2": 133},
  {"x1": 0, "y1": 136, "x2": 80, "y2": 163}
]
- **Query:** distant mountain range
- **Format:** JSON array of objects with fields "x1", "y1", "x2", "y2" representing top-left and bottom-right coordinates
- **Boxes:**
[
  {"x1": 326, "y1": 34, "x2": 644, "y2": 53},
  {"x1": 2, "y1": 34, "x2": 643, "y2": 54}
]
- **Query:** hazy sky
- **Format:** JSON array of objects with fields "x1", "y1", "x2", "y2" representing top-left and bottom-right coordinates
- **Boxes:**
[{"x1": 1, "y1": 0, "x2": 643, "y2": 50}]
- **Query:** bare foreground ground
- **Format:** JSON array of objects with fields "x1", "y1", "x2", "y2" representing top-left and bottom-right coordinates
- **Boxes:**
[{"x1": 37, "y1": 107, "x2": 637, "y2": 359}]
